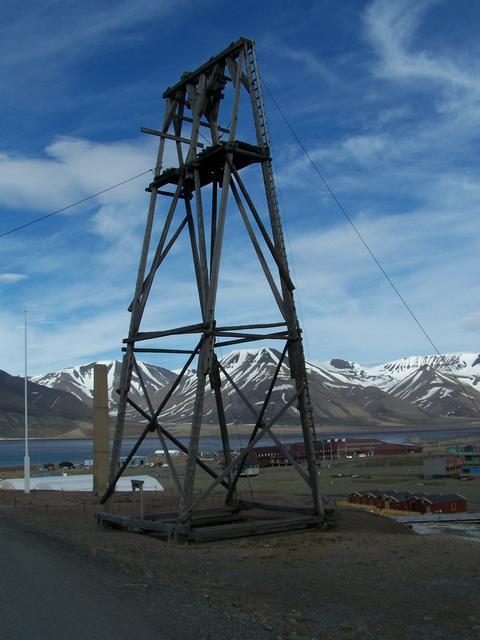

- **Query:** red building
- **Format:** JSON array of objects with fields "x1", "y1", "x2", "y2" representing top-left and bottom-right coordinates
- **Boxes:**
[
  {"x1": 382, "y1": 491, "x2": 413, "y2": 511},
  {"x1": 216, "y1": 437, "x2": 423, "y2": 471},
  {"x1": 415, "y1": 494, "x2": 467, "y2": 514},
  {"x1": 342, "y1": 439, "x2": 422, "y2": 457},
  {"x1": 348, "y1": 490, "x2": 467, "y2": 513}
]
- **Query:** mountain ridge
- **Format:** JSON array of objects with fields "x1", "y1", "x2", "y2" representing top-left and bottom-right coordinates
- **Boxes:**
[
  {"x1": 2, "y1": 348, "x2": 480, "y2": 438},
  {"x1": 26, "y1": 348, "x2": 480, "y2": 427}
]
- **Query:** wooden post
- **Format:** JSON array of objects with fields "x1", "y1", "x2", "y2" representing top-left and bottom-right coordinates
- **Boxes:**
[{"x1": 93, "y1": 364, "x2": 110, "y2": 496}]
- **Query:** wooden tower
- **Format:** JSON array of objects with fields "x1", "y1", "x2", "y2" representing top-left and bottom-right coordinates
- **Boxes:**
[{"x1": 99, "y1": 37, "x2": 324, "y2": 541}]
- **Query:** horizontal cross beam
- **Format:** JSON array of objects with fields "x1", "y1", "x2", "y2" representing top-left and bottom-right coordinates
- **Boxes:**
[
  {"x1": 122, "y1": 347, "x2": 195, "y2": 355},
  {"x1": 215, "y1": 322, "x2": 287, "y2": 331},
  {"x1": 172, "y1": 114, "x2": 230, "y2": 134},
  {"x1": 125, "y1": 323, "x2": 206, "y2": 343},
  {"x1": 141, "y1": 127, "x2": 204, "y2": 148}
]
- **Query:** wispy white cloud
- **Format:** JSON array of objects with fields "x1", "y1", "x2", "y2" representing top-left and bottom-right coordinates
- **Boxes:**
[
  {"x1": 0, "y1": 136, "x2": 156, "y2": 213},
  {"x1": 0, "y1": 273, "x2": 27, "y2": 283},
  {"x1": 0, "y1": 1, "x2": 180, "y2": 74},
  {"x1": 365, "y1": 0, "x2": 480, "y2": 93},
  {"x1": 0, "y1": 134, "x2": 185, "y2": 374},
  {"x1": 289, "y1": 199, "x2": 480, "y2": 363},
  {"x1": 262, "y1": 37, "x2": 337, "y2": 87}
]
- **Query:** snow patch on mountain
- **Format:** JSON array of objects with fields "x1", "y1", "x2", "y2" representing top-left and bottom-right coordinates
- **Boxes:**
[
  {"x1": 32, "y1": 360, "x2": 176, "y2": 416},
  {"x1": 29, "y1": 348, "x2": 480, "y2": 424}
]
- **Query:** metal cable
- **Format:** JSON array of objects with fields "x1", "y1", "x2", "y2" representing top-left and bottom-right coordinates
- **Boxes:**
[{"x1": 0, "y1": 169, "x2": 153, "y2": 239}]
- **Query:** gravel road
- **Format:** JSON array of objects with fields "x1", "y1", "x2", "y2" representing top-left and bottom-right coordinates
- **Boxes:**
[
  {"x1": 0, "y1": 520, "x2": 270, "y2": 640},
  {"x1": 2, "y1": 491, "x2": 480, "y2": 639}
]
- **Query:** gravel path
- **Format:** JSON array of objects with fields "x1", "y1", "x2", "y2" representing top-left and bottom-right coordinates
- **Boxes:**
[
  {"x1": 0, "y1": 517, "x2": 271, "y2": 639},
  {"x1": 1, "y1": 492, "x2": 480, "y2": 639}
]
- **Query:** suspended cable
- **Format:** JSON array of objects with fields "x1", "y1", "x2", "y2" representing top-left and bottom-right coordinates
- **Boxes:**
[
  {"x1": 262, "y1": 80, "x2": 480, "y2": 414},
  {"x1": 0, "y1": 169, "x2": 153, "y2": 239}
]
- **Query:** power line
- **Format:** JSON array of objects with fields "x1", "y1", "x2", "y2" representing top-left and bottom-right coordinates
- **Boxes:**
[
  {"x1": 0, "y1": 169, "x2": 153, "y2": 239},
  {"x1": 262, "y1": 80, "x2": 480, "y2": 414}
]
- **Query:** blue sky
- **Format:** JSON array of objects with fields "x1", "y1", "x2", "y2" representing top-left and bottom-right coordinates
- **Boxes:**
[{"x1": 2, "y1": 0, "x2": 480, "y2": 375}]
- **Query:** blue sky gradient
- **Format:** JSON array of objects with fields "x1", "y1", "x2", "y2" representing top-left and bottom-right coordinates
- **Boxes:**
[{"x1": 2, "y1": 0, "x2": 480, "y2": 375}]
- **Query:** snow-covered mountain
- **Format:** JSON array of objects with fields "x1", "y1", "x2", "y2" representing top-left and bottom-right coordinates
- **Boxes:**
[
  {"x1": 0, "y1": 369, "x2": 92, "y2": 437},
  {"x1": 160, "y1": 348, "x2": 300, "y2": 424},
  {"x1": 387, "y1": 364, "x2": 480, "y2": 417},
  {"x1": 318, "y1": 353, "x2": 480, "y2": 394},
  {"x1": 158, "y1": 348, "x2": 416, "y2": 426},
  {"x1": 368, "y1": 353, "x2": 480, "y2": 382},
  {"x1": 27, "y1": 349, "x2": 480, "y2": 428},
  {"x1": 32, "y1": 360, "x2": 176, "y2": 418}
]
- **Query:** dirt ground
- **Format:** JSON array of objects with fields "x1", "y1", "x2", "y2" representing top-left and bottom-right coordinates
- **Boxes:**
[{"x1": 1, "y1": 487, "x2": 480, "y2": 640}]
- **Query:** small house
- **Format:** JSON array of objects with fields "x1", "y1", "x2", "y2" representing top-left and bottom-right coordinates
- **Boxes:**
[
  {"x1": 382, "y1": 490, "x2": 413, "y2": 511},
  {"x1": 364, "y1": 490, "x2": 384, "y2": 507},
  {"x1": 447, "y1": 444, "x2": 480, "y2": 466},
  {"x1": 348, "y1": 491, "x2": 364, "y2": 505},
  {"x1": 417, "y1": 494, "x2": 467, "y2": 514}
]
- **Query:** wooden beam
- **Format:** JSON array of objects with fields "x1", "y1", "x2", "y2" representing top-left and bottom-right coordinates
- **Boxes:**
[
  {"x1": 136, "y1": 178, "x2": 185, "y2": 317},
  {"x1": 96, "y1": 512, "x2": 175, "y2": 534},
  {"x1": 128, "y1": 213, "x2": 188, "y2": 312},
  {"x1": 215, "y1": 321, "x2": 287, "y2": 331},
  {"x1": 132, "y1": 357, "x2": 183, "y2": 497},
  {"x1": 230, "y1": 167, "x2": 295, "y2": 291},
  {"x1": 230, "y1": 179, "x2": 287, "y2": 318},
  {"x1": 210, "y1": 355, "x2": 235, "y2": 497},
  {"x1": 225, "y1": 343, "x2": 289, "y2": 502},
  {"x1": 184, "y1": 197, "x2": 207, "y2": 320},
  {"x1": 237, "y1": 500, "x2": 317, "y2": 515},
  {"x1": 265, "y1": 426, "x2": 311, "y2": 486},
  {"x1": 193, "y1": 167, "x2": 210, "y2": 312},
  {"x1": 217, "y1": 360, "x2": 257, "y2": 418},
  {"x1": 213, "y1": 330, "x2": 288, "y2": 340},
  {"x1": 123, "y1": 347, "x2": 195, "y2": 354},
  {"x1": 190, "y1": 516, "x2": 320, "y2": 542},
  {"x1": 214, "y1": 335, "x2": 286, "y2": 348},
  {"x1": 100, "y1": 341, "x2": 202, "y2": 505},
  {"x1": 173, "y1": 114, "x2": 230, "y2": 134},
  {"x1": 228, "y1": 49, "x2": 245, "y2": 142},
  {"x1": 141, "y1": 127, "x2": 204, "y2": 148},
  {"x1": 190, "y1": 385, "x2": 304, "y2": 511},
  {"x1": 125, "y1": 322, "x2": 206, "y2": 343}
]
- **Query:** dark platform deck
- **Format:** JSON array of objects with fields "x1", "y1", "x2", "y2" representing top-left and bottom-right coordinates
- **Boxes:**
[{"x1": 146, "y1": 141, "x2": 270, "y2": 194}]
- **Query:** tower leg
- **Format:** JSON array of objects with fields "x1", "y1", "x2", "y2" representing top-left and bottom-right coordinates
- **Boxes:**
[
  {"x1": 177, "y1": 336, "x2": 214, "y2": 536},
  {"x1": 210, "y1": 354, "x2": 236, "y2": 505},
  {"x1": 245, "y1": 41, "x2": 323, "y2": 520}
]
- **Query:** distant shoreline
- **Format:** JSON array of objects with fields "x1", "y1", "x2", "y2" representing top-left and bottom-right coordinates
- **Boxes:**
[{"x1": 2, "y1": 422, "x2": 480, "y2": 442}]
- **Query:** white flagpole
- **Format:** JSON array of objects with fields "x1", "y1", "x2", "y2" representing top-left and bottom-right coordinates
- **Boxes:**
[{"x1": 24, "y1": 310, "x2": 30, "y2": 494}]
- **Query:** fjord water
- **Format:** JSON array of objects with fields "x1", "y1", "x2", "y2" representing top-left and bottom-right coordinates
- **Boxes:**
[{"x1": 1, "y1": 428, "x2": 480, "y2": 468}]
